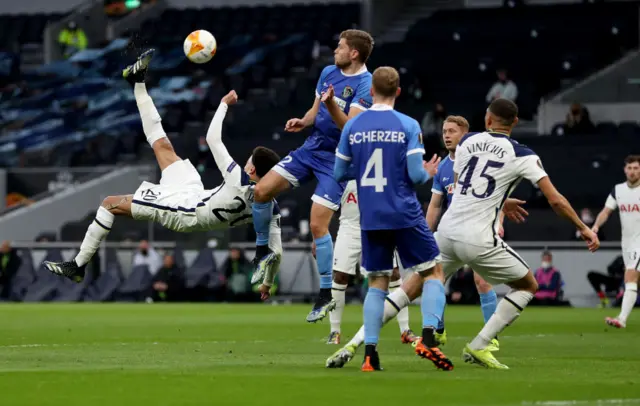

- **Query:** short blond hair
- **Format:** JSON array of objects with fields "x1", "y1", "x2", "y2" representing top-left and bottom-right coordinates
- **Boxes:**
[
  {"x1": 444, "y1": 115, "x2": 469, "y2": 131},
  {"x1": 372, "y1": 66, "x2": 399, "y2": 98},
  {"x1": 340, "y1": 29, "x2": 374, "y2": 63}
]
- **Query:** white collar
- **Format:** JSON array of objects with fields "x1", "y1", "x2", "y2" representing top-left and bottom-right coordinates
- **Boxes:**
[
  {"x1": 341, "y1": 64, "x2": 368, "y2": 77},
  {"x1": 369, "y1": 104, "x2": 393, "y2": 111}
]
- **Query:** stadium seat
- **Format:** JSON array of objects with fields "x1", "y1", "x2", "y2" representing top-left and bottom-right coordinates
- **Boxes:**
[
  {"x1": 9, "y1": 249, "x2": 37, "y2": 301},
  {"x1": 84, "y1": 258, "x2": 123, "y2": 302},
  {"x1": 184, "y1": 247, "x2": 217, "y2": 289},
  {"x1": 116, "y1": 264, "x2": 152, "y2": 302},
  {"x1": 596, "y1": 122, "x2": 618, "y2": 136},
  {"x1": 617, "y1": 121, "x2": 640, "y2": 136},
  {"x1": 22, "y1": 249, "x2": 65, "y2": 302}
]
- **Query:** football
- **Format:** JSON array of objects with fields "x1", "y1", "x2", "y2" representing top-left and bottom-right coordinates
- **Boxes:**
[{"x1": 183, "y1": 30, "x2": 217, "y2": 64}]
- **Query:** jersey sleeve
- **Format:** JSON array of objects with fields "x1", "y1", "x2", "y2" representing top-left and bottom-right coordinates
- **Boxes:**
[
  {"x1": 350, "y1": 75, "x2": 373, "y2": 111},
  {"x1": 515, "y1": 155, "x2": 548, "y2": 184},
  {"x1": 315, "y1": 65, "x2": 333, "y2": 99},
  {"x1": 405, "y1": 118, "x2": 425, "y2": 157},
  {"x1": 431, "y1": 168, "x2": 444, "y2": 195},
  {"x1": 605, "y1": 187, "x2": 618, "y2": 210},
  {"x1": 335, "y1": 118, "x2": 353, "y2": 162},
  {"x1": 222, "y1": 160, "x2": 251, "y2": 187}
]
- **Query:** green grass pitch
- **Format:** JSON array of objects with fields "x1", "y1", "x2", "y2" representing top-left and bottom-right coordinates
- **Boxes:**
[{"x1": 0, "y1": 304, "x2": 637, "y2": 406}]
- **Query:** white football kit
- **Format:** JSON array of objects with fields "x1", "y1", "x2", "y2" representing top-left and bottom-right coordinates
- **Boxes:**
[
  {"x1": 436, "y1": 131, "x2": 548, "y2": 284},
  {"x1": 130, "y1": 103, "x2": 281, "y2": 255},
  {"x1": 604, "y1": 182, "x2": 640, "y2": 270},
  {"x1": 333, "y1": 180, "x2": 398, "y2": 274}
]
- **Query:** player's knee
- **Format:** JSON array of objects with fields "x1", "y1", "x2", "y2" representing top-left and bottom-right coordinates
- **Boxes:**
[
  {"x1": 309, "y1": 219, "x2": 329, "y2": 238},
  {"x1": 333, "y1": 271, "x2": 349, "y2": 285},
  {"x1": 101, "y1": 196, "x2": 118, "y2": 212},
  {"x1": 474, "y1": 274, "x2": 492, "y2": 294}
]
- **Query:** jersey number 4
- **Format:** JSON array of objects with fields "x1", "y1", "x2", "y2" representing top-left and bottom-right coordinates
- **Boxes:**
[
  {"x1": 361, "y1": 148, "x2": 387, "y2": 192},
  {"x1": 458, "y1": 156, "x2": 504, "y2": 198}
]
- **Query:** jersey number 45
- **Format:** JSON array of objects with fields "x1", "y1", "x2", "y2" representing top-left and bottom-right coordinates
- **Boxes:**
[{"x1": 458, "y1": 156, "x2": 504, "y2": 198}]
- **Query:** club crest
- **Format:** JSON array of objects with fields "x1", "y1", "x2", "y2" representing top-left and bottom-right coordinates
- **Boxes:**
[{"x1": 342, "y1": 85, "x2": 354, "y2": 98}]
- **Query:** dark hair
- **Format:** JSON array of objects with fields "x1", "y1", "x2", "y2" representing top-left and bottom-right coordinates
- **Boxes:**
[
  {"x1": 252, "y1": 146, "x2": 281, "y2": 178},
  {"x1": 488, "y1": 98, "x2": 518, "y2": 126},
  {"x1": 542, "y1": 250, "x2": 552, "y2": 258},
  {"x1": 340, "y1": 29, "x2": 374, "y2": 63},
  {"x1": 624, "y1": 155, "x2": 640, "y2": 165},
  {"x1": 372, "y1": 66, "x2": 400, "y2": 98}
]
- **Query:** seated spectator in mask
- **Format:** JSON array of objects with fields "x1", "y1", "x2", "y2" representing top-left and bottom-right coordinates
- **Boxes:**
[
  {"x1": 0, "y1": 241, "x2": 21, "y2": 300},
  {"x1": 146, "y1": 253, "x2": 184, "y2": 303},
  {"x1": 565, "y1": 103, "x2": 595, "y2": 135},
  {"x1": 532, "y1": 251, "x2": 569, "y2": 306},
  {"x1": 133, "y1": 240, "x2": 163, "y2": 276},
  {"x1": 447, "y1": 266, "x2": 480, "y2": 305},
  {"x1": 223, "y1": 248, "x2": 255, "y2": 302}
]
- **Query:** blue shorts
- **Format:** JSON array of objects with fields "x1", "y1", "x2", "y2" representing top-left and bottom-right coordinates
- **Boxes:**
[
  {"x1": 361, "y1": 220, "x2": 441, "y2": 276},
  {"x1": 271, "y1": 146, "x2": 345, "y2": 211}
]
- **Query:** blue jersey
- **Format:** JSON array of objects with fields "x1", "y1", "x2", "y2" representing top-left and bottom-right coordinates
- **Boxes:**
[
  {"x1": 336, "y1": 105, "x2": 425, "y2": 230},
  {"x1": 431, "y1": 156, "x2": 455, "y2": 207},
  {"x1": 303, "y1": 65, "x2": 372, "y2": 152}
]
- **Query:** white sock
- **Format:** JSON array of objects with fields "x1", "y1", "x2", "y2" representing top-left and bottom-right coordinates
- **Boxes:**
[
  {"x1": 330, "y1": 282, "x2": 347, "y2": 333},
  {"x1": 346, "y1": 288, "x2": 411, "y2": 348},
  {"x1": 470, "y1": 289, "x2": 533, "y2": 350},
  {"x1": 618, "y1": 282, "x2": 638, "y2": 324},
  {"x1": 74, "y1": 206, "x2": 114, "y2": 267},
  {"x1": 390, "y1": 280, "x2": 410, "y2": 333},
  {"x1": 134, "y1": 83, "x2": 167, "y2": 147}
]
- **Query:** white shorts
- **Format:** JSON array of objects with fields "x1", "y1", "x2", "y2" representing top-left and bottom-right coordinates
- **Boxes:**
[
  {"x1": 332, "y1": 226, "x2": 399, "y2": 275},
  {"x1": 131, "y1": 160, "x2": 205, "y2": 232},
  {"x1": 435, "y1": 232, "x2": 530, "y2": 285},
  {"x1": 622, "y1": 248, "x2": 640, "y2": 271}
]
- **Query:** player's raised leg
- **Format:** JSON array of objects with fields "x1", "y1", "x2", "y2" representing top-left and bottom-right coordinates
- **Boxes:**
[
  {"x1": 606, "y1": 266, "x2": 639, "y2": 328},
  {"x1": 44, "y1": 194, "x2": 133, "y2": 281}
]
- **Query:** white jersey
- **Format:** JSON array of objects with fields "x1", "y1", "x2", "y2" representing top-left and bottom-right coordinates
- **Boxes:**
[
  {"x1": 439, "y1": 131, "x2": 547, "y2": 247},
  {"x1": 338, "y1": 180, "x2": 360, "y2": 231},
  {"x1": 605, "y1": 182, "x2": 640, "y2": 250},
  {"x1": 195, "y1": 161, "x2": 255, "y2": 230}
]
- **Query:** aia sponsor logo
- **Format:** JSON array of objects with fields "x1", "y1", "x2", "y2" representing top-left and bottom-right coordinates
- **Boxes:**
[
  {"x1": 620, "y1": 203, "x2": 640, "y2": 212},
  {"x1": 346, "y1": 192, "x2": 357, "y2": 204}
]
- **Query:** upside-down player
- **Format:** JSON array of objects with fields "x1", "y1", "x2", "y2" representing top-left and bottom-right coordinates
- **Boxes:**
[
  {"x1": 251, "y1": 30, "x2": 374, "y2": 322},
  {"x1": 591, "y1": 155, "x2": 640, "y2": 329},
  {"x1": 334, "y1": 66, "x2": 453, "y2": 371},
  {"x1": 44, "y1": 50, "x2": 283, "y2": 295},
  {"x1": 327, "y1": 180, "x2": 418, "y2": 345}
]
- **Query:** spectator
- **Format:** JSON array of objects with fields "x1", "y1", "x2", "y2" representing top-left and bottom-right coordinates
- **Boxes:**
[
  {"x1": 0, "y1": 241, "x2": 21, "y2": 300},
  {"x1": 532, "y1": 251, "x2": 567, "y2": 306},
  {"x1": 222, "y1": 248, "x2": 255, "y2": 301},
  {"x1": 132, "y1": 240, "x2": 163, "y2": 276},
  {"x1": 565, "y1": 102, "x2": 595, "y2": 135},
  {"x1": 58, "y1": 21, "x2": 88, "y2": 59},
  {"x1": 485, "y1": 69, "x2": 518, "y2": 103},
  {"x1": 587, "y1": 255, "x2": 625, "y2": 308},
  {"x1": 146, "y1": 253, "x2": 184, "y2": 303},
  {"x1": 421, "y1": 102, "x2": 447, "y2": 137},
  {"x1": 447, "y1": 266, "x2": 479, "y2": 305}
]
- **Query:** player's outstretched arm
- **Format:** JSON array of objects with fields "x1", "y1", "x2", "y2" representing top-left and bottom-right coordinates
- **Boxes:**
[
  {"x1": 333, "y1": 120, "x2": 354, "y2": 182},
  {"x1": 206, "y1": 90, "x2": 237, "y2": 174},
  {"x1": 537, "y1": 176, "x2": 600, "y2": 251},
  {"x1": 592, "y1": 207, "x2": 614, "y2": 234},
  {"x1": 285, "y1": 97, "x2": 321, "y2": 132}
]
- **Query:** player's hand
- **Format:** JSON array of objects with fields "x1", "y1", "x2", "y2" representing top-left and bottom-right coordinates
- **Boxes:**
[
  {"x1": 258, "y1": 284, "x2": 271, "y2": 301},
  {"x1": 285, "y1": 118, "x2": 306, "y2": 132},
  {"x1": 579, "y1": 227, "x2": 600, "y2": 252},
  {"x1": 498, "y1": 224, "x2": 505, "y2": 238},
  {"x1": 221, "y1": 90, "x2": 238, "y2": 106},
  {"x1": 591, "y1": 225, "x2": 600, "y2": 234},
  {"x1": 423, "y1": 154, "x2": 441, "y2": 178},
  {"x1": 320, "y1": 84, "x2": 335, "y2": 104},
  {"x1": 502, "y1": 198, "x2": 528, "y2": 223}
]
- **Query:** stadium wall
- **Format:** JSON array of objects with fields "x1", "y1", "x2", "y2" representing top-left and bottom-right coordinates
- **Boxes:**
[{"x1": 16, "y1": 242, "x2": 623, "y2": 307}]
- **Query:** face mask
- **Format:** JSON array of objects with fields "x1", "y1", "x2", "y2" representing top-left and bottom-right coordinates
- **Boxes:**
[
  {"x1": 141, "y1": 249, "x2": 148, "y2": 256},
  {"x1": 541, "y1": 261, "x2": 551, "y2": 269}
]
